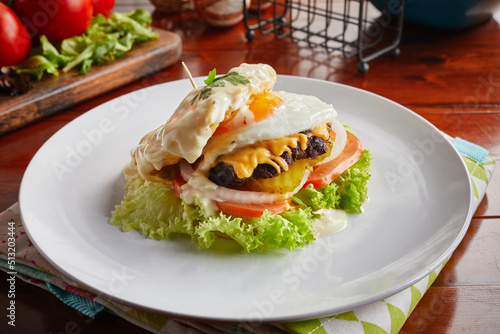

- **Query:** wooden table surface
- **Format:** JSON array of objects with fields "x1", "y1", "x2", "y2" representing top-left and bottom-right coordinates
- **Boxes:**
[{"x1": 1, "y1": 1, "x2": 499, "y2": 333}]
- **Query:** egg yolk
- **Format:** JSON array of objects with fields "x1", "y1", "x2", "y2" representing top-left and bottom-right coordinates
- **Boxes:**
[
  {"x1": 248, "y1": 91, "x2": 283, "y2": 122},
  {"x1": 214, "y1": 92, "x2": 283, "y2": 135}
]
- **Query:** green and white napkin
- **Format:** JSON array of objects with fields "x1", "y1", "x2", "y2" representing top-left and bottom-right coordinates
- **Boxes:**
[{"x1": 0, "y1": 135, "x2": 495, "y2": 334}]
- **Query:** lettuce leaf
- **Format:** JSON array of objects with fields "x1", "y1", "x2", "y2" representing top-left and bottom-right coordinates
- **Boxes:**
[
  {"x1": 12, "y1": 55, "x2": 59, "y2": 80},
  {"x1": 293, "y1": 150, "x2": 372, "y2": 213},
  {"x1": 11, "y1": 9, "x2": 158, "y2": 79},
  {"x1": 110, "y1": 149, "x2": 371, "y2": 252},
  {"x1": 110, "y1": 181, "x2": 316, "y2": 252},
  {"x1": 61, "y1": 11, "x2": 158, "y2": 74},
  {"x1": 335, "y1": 149, "x2": 372, "y2": 212},
  {"x1": 109, "y1": 180, "x2": 190, "y2": 239}
]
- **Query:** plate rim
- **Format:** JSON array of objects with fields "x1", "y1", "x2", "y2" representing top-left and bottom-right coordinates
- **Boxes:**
[{"x1": 19, "y1": 75, "x2": 474, "y2": 323}]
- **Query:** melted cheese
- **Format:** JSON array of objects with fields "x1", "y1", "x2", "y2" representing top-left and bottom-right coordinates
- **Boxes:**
[
  {"x1": 214, "y1": 123, "x2": 331, "y2": 179},
  {"x1": 200, "y1": 91, "x2": 337, "y2": 167},
  {"x1": 218, "y1": 134, "x2": 307, "y2": 178}
]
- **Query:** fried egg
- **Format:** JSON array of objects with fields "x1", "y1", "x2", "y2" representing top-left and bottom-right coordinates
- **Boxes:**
[
  {"x1": 202, "y1": 90, "x2": 338, "y2": 166},
  {"x1": 128, "y1": 63, "x2": 338, "y2": 180}
]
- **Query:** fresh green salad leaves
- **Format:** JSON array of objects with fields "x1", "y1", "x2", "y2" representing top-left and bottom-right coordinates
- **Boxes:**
[
  {"x1": 110, "y1": 149, "x2": 372, "y2": 253},
  {"x1": 293, "y1": 150, "x2": 372, "y2": 213},
  {"x1": 110, "y1": 180, "x2": 316, "y2": 253},
  {"x1": 13, "y1": 54, "x2": 59, "y2": 80},
  {"x1": 9, "y1": 9, "x2": 158, "y2": 79}
]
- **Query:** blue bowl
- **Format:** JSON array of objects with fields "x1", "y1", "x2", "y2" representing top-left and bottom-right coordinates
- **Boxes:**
[{"x1": 371, "y1": 0, "x2": 500, "y2": 30}]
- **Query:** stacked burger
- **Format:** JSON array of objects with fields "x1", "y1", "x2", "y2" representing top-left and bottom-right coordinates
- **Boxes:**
[{"x1": 111, "y1": 63, "x2": 371, "y2": 252}]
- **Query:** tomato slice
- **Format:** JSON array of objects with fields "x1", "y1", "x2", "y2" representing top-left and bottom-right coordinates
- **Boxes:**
[
  {"x1": 172, "y1": 171, "x2": 186, "y2": 198},
  {"x1": 172, "y1": 171, "x2": 290, "y2": 217},
  {"x1": 303, "y1": 131, "x2": 363, "y2": 189},
  {"x1": 216, "y1": 199, "x2": 291, "y2": 218}
]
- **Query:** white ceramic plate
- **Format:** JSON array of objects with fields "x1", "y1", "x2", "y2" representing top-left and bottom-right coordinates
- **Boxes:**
[{"x1": 20, "y1": 75, "x2": 473, "y2": 323}]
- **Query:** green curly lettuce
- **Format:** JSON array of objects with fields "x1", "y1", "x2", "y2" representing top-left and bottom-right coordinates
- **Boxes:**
[
  {"x1": 110, "y1": 179, "x2": 316, "y2": 252},
  {"x1": 293, "y1": 150, "x2": 372, "y2": 213},
  {"x1": 110, "y1": 150, "x2": 371, "y2": 253}
]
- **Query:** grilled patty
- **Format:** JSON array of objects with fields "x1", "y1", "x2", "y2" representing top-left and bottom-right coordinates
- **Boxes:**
[{"x1": 209, "y1": 135, "x2": 328, "y2": 187}]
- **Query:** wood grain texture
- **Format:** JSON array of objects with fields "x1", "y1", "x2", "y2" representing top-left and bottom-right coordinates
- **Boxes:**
[
  {"x1": 432, "y1": 218, "x2": 500, "y2": 286},
  {"x1": 0, "y1": 28, "x2": 182, "y2": 136},
  {"x1": 401, "y1": 286, "x2": 500, "y2": 334}
]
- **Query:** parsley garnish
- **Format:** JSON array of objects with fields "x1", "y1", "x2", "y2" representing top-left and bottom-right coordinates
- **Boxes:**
[
  {"x1": 204, "y1": 68, "x2": 217, "y2": 85},
  {"x1": 190, "y1": 70, "x2": 251, "y2": 104}
]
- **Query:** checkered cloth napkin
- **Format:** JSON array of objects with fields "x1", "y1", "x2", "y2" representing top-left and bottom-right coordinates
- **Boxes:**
[{"x1": 0, "y1": 135, "x2": 495, "y2": 334}]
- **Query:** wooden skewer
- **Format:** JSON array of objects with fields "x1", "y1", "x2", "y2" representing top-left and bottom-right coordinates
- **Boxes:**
[{"x1": 182, "y1": 62, "x2": 197, "y2": 89}]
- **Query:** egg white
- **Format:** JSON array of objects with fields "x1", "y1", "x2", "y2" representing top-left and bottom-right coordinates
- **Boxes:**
[{"x1": 202, "y1": 90, "x2": 338, "y2": 165}]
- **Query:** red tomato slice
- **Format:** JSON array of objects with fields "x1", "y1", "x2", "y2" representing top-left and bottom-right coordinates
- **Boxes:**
[
  {"x1": 216, "y1": 199, "x2": 291, "y2": 218},
  {"x1": 172, "y1": 171, "x2": 186, "y2": 198},
  {"x1": 303, "y1": 131, "x2": 363, "y2": 189},
  {"x1": 172, "y1": 171, "x2": 290, "y2": 217}
]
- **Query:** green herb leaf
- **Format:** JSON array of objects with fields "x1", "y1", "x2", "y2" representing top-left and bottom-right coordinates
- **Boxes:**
[
  {"x1": 190, "y1": 70, "x2": 251, "y2": 104},
  {"x1": 204, "y1": 68, "x2": 216, "y2": 85},
  {"x1": 218, "y1": 71, "x2": 251, "y2": 86}
]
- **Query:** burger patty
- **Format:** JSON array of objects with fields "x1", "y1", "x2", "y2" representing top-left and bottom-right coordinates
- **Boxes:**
[{"x1": 209, "y1": 135, "x2": 328, "y2": 187}]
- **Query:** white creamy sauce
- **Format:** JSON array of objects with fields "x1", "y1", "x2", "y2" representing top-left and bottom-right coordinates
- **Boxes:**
[
  {"x1": 129, "y1": 63, "x2": 277, "y2": 180},
  {"x1": 312, "y1": 208, "x2": 348, "y2": 238}
]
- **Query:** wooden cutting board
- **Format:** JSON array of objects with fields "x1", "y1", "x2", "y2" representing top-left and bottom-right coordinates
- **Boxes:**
[{"x1": 0, "y1": 28, "x2": 182, "y2": 136}]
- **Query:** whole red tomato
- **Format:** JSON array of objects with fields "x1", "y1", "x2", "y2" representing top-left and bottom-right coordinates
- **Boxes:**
[
  {"x1": 93, "y1": 0, "x2": 114, "y2": 17},
  {"x1": 11, "y1": 0, "x2": 93, "y2": 42},
  {"x1": 0, "y1": 3, "x2": 32, "y2": 66}
]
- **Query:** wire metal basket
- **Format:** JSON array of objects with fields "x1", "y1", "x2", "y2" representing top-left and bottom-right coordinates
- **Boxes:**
[{"x1": 243, "y1": 0, "x2": 405, "y2": 73}]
